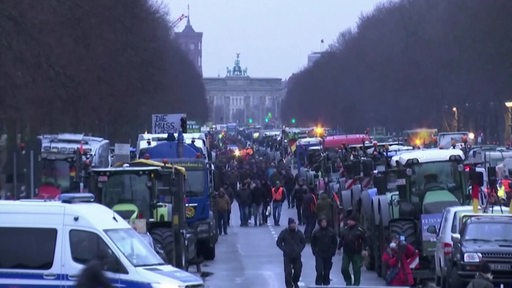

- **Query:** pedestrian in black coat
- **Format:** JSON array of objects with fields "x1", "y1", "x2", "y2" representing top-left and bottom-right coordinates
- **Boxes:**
[
  {"x1": 276, "y1": 218, "x2": 306, "y2": 288},
  {"x1": 261, "y1": 180, "x2": 273, "y2": 224},
  {"x1": 293, "y1": 180, "x2": 307, "y2": 225},
  {"x1": 76, "y1": 252, "x2": 113, "y2": 288},
  {"x1": 302, "y1": 187, "x2": 317, "y2": 242},
  {"x1": 311, "y1": 217, "x2": 338, "y2": 286}
]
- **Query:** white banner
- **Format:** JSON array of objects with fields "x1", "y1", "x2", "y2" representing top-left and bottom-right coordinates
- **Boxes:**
[{"x1": 151, "y1": 114, "x2": 185, "y2": 134}]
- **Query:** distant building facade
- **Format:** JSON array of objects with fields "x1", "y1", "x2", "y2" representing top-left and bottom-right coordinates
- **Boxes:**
[
  {"x1": 308, "y1": 51, "x2": 324, "y2": 67},
  {"x1": 174, "y1": 14, "x2": 203, "y2": 75},
  {"x1": 204, "y1": 54, "x2": 286, "y2": 124}
]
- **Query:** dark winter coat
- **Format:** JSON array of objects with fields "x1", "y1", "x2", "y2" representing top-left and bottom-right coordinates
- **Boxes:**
[
  {"x1": 251, "y1": 186, "x2": 264, "y2": 206},
  {"x1": 315, "y1": 193, "x2": 333, "y2": 220},
  {"x1": 302, "y1": 192, "x2": 317, "y2": 217},
  {"x1": 338, "y1": 224, "x2": 367, "y2": 254},
  {"x1": 284, "y1": 172, "x2": 296, "y2": 191},
  {"x1": 276, "y1": 227, "x2": 306, "y2": 259},
  {"x1": 237, "y1": 187, "x2": 252, "y2": 206},
  {"x1": 76, "y1": 259, "x2": 113, "y2": 288},
  {"x1": 261, "y1": 182, "x2": 273, "y2": 204},
  {"x1": 311, "y1": 225, "x2": 338, "y2": 258},
  {"x1": 294, "y1": 185, "x2": 307, "y2": 203}
]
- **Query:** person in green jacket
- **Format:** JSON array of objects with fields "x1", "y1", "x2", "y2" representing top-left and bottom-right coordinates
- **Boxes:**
[
  {"x1": 315, "y1": 192, "x2": 334, "y2": 228},
  {"x1": 338, "y1": 213, "x2": 367, "y2": 286}
]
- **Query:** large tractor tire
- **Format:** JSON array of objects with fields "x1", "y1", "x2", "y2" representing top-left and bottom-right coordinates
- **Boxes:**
[
  {"x1": 150, "y1": 227, "x2": 175, "y2": 266},
  {"x1": 361, "y1": 207, "x2": 375, "y2": 271},
  {"x1": 360, "y1": 189, "x2": 374, "y2": 221},
  {"x1": 376, "y1": 216, "x2": 388, "y2": 278},
  {"x1": 198, "y1": 239, "x2": 216, "y2": 261},
  {"x1": 389, "y1": 219, "x2": 417, "y2": 245},
  {"x1": 341, "y1": 189, "x2": 352, "y2": 211},
  {"x1": 378, "y1": 196, "x2": 391, "y2": 227},
  {"x1": 351, "y1": 184, "x2": 363, "y2": 212}
]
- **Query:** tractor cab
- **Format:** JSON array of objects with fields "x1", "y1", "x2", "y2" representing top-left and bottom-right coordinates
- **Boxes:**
[
  {"x1": 89, "y1": 160, "x2": 196, "y2": 270},
  {"x1": 390, "y1": 149, "x2": 467, "y2": 218}
]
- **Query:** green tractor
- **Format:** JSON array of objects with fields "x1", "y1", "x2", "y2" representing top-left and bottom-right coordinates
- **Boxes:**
[
  {"x1": 89, "y1": 159, "x2": 197, "y2": 270},
  {"x1": 369, "y1": 149, "x2": 468, "y2": 282}
]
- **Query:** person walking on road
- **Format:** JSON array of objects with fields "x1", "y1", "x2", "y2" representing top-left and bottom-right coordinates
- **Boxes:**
[
  {"x1": 294, "y1": 179, "x2": 307, "y2": 225},
  {"x1": 284, "y1": 168, "x2": 296, "y2": 208},
  {"x1": 276, "y1": 217, "x2": 306, "y2": 288},
  {"x1": 223, "y1": 184, "x2": 235, "y2": 226},
  {"x1": 272, "y1": 181, "x2": 285, "y2": 226},
  {"x1": 311, "y1": 217, "x2": 338, "y2": 286},
  {"x1": 338, "y1": 214, "x2": 367, "y2": 286},
  {"x1": 302, "y1": 186, "x2": 317, "y2": 242},
  {"x1": 215, "y1": 188, "x2": 231, "y2": 235},
  {"x1": 251, "y1": 180, "x2": 264, "y2": 226},
  {"x1": 261, "y1": 179, "x2": 273, "y2": 225},
  {"x1": 237, "y1": 181, "x2": 252, "y2": 226}
]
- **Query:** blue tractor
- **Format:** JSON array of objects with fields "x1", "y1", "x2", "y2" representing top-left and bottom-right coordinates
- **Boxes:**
[{"x1": 140, "y1": 132, "x2": 217, "y2": 260}]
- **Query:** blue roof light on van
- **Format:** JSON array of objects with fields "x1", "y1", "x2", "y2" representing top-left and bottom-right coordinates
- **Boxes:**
[{"x1": 59, "y1": 193, "x2": 95, "y2": 203}]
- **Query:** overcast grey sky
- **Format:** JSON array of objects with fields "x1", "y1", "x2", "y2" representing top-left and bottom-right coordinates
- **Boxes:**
[{"x1": 163, "y1": 0, "x2": 387, "y2": 79}]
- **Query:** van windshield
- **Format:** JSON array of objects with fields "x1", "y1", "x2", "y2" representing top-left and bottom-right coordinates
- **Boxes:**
[{"x1": 105, "y1": 228, "x2": 165, "y2": 267}]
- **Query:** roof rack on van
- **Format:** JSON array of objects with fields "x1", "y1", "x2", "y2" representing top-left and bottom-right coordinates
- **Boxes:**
[{"x1": 59, "y1": 193, "x2": 95, "y2": 204}]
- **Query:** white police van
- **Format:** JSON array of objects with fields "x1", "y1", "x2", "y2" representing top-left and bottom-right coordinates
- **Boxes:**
[{"x1": 0, "y1": 193, "x2": 204, "y2": 288}]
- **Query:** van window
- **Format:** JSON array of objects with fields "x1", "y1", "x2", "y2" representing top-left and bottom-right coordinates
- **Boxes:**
[
  {"x1": 0, "y1": 227, "x2": 57, "y2": 270},
  {"x1": 70, "y1": 230, "x2": 111, "y2": 265}
]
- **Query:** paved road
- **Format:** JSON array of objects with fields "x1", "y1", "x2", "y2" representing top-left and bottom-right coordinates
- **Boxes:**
[{"x1": 193, "y1": 202, "x2": 388, "y2": 288}]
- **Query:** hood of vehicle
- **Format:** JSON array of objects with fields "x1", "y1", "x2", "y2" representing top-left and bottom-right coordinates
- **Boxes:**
[
  {"x1": 463, "y1": 241, "x2": 512, "y2": 252},
  {"x1": 136, "y1": 265, "x2": 203, "y2": 286}
]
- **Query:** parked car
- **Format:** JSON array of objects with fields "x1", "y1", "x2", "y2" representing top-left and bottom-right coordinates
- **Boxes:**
[
  {"x1": 429, "y1": 205, "x2": 508, "y2": 288},
  {"x1": 450, "y1": 215, "x2": 512, "y2": 288}
]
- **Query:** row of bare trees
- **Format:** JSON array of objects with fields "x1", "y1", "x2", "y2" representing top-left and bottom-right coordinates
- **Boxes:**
[
  {"x1": 283, "y1": 0, "x2": 512, "y2": 143},
  {"x1": 0, "y1": 0, "x2": 208, "y2": 146}
]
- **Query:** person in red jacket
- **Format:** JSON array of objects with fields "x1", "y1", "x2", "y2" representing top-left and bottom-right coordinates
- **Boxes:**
[{"x1": 381, "y1": 234, "x2": 418, "y2": 286}]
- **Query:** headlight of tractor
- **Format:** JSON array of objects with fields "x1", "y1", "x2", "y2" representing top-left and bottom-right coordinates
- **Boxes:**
[{"x1": 463, "y1": 252, "x2": 482, "y2": 263}]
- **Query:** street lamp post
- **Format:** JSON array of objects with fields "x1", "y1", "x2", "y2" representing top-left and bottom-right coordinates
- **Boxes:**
[
  {"x1": 504, "y1": 101, "x2": 512, "y2": 144},
  {"x1": 452, "y1": 107, "x2": 458, "y2": 131}
]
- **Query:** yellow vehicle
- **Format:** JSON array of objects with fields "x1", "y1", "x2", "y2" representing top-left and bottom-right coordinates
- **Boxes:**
[{"x1": 403, "y1": 128, "x2": 438, "y2": 148}]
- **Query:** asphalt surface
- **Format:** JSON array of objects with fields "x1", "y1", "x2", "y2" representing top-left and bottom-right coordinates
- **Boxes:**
[{"x1": 193, "y1": 201, "x2": 389, "y2": 288}]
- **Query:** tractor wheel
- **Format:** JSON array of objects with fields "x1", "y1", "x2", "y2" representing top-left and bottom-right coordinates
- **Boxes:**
[
  {"x1": 150, "y1": 228, "x2": 175, "y2": 266},
  {"x1": 389, "y1": 219, "x2": 417, "y2": 245},
  {"x1": 376, "y1": 216, "x2": 387, "y2": 278},
  {"x1": 361, "y1": 204, "x2": 375, "y2": 271}
]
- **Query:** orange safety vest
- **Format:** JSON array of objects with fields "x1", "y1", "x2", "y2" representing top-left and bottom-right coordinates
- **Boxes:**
[{"x1": 272, "y1": 187, "x2": 284, "y2": 201}]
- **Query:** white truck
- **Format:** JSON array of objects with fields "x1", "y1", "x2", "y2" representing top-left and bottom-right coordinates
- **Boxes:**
[{"x1": 38, "y1": 133, "x2": 110, "y2": 195}]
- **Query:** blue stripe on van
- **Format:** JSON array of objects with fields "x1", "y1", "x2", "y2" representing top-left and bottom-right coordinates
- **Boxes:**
[
  {"x1": 0, "y1": 271, "x2": 199, "y2": 288},
  {"x1": 0, "y1": 271, "x2": 61, "y2": 287},
  {"x1": 0, "y1": 271, "x2": 153, "y2": 288},
  {"x1": 0, "y1": 271, "x2": 54, "y2": 280}
]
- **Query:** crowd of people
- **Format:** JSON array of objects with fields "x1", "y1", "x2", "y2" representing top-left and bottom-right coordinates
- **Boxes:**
[{"x1": 211, "y1": 137, "x2": 431, "y2": 288}]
